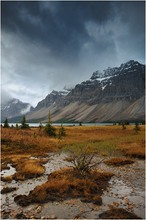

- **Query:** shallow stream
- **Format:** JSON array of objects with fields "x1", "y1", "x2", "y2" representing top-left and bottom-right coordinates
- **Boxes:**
[{"x1": 1, "y1": 153, "x2": 145, "y2": 219}]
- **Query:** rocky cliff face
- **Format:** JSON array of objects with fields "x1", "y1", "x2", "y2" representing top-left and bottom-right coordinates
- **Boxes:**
[
  {"x1": 10, "y1": 60, "x2": 145, "y2": 123},
  {"x1": 1, "y1": 98, "x2": 33, "y2": 122},
  {"x1": 35, "y1": 90, "x2": 69, "y2": 110},
  {"x1": 65, "y1": 60, "x2": 144, "y2": 105}
]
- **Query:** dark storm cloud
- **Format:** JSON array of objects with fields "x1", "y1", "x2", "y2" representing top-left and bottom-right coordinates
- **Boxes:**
[
  {"x1": 1, "y1": 1, "x2": 145, "y2": 106},
  {"x1": 2, "y1": 1, "x2": 113, "y2": 62},
  {"x1": 111, "y1": 1, "x2": 145, "y2": 61}
]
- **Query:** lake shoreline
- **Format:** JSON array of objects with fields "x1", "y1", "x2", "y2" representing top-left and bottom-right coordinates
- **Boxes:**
[{"x1": 1, "y1": 122, "x2": 139, "y2": 128}]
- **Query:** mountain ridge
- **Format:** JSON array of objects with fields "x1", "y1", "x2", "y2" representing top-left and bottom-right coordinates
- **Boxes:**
[
  {"x1": 1, "y1": 60, "x2": 144, "y2": 123},
  {"x1": 1, "y1": 98, "x2": 33, "y2": 122},
  {"x1": 26, "y1": 60, "x2": 145, "y2": 123}
]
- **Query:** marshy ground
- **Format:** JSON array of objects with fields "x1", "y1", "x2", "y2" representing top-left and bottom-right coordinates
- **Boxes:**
[{"x1": 1, "y1": 125, "x2": 145, "y2": 219}]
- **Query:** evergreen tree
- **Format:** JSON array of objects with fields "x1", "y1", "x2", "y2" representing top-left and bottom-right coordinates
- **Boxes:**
[
  {"x1": 21, "y1": 115, "x2": 26, "y2": 125},
  {"x1": 134, "y1": 123, "x2": 140, "y2": 133},
  {"x1": 45, "y1": 111, "x2": 56, "y2": 137},
  {"x1": 16, "y1": 123, "x2": 19, "y2": 129},
  {"x1": 3, "y1": 118, "x2": 9, "y2": 128},
  {"x1": 122, "y1": 123, "x2": 126, "y2": 130},
  {"x1": 39, "y1": 122, "x2": 43, "y2": 131},
  {"x1": 48, "y1": 111, "x2": 52, "y2": 124},
  {"x1": 58, "y1": 124, "x2": 66, "y2": 139},
  {"x1": 21, "y1": 115, "x2": 29, "y2": 129}
]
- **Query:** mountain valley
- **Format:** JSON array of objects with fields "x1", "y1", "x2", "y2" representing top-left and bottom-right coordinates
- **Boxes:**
[{"x1": 2, "y1": 60, "x2": 145, "y2": 123}]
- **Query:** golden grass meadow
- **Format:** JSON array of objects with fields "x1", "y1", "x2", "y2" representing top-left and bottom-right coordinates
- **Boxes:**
[
  {"x1": 1, "y1": 124, "x2": 145, "y2": 158},
  {"x1": 1, "y1": 124, "x2": 145, "y2": 219},
  {"x1": 1, "y1": 124, "x2": 145, "y2": 183}
]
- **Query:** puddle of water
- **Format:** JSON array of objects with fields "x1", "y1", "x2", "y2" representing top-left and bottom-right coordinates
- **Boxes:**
[
  {"x1": 1, "y1": 175, "x2": 48, "y2": 211},
  {"x1": 1, "y1": 164, "x2": 16, "y2": 177},
  {"x1": 1, "y1": 152, "x2": 70, "y2": 211}
]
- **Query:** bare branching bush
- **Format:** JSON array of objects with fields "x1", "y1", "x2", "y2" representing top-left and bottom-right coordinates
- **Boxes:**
[{"x1": 65, "y1": 146, "x2": 105, "y2": 176}]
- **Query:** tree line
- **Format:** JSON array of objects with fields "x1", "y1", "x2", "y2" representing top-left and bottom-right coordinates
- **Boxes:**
[{"x1": 2, "y1": 111, "x2": 66, "y2": 139}]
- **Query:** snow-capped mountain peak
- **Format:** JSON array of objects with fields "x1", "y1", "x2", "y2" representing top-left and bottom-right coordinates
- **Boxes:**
[{"x1": 1, "y1": 98, "x2": 32, "y2": 122}]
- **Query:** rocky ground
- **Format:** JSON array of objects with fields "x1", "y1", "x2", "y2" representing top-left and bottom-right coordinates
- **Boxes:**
[{"x1": 1, "y1": 153, "x2": 145, "y2": 219}]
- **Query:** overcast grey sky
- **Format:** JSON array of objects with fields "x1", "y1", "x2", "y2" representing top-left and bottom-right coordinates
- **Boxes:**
[{"x1": 1, "y1": 1, "x2": 145, "y2": 107}]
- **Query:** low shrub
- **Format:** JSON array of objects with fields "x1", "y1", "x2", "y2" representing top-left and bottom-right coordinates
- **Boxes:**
[{"x1": 105, "y1": 157, "x2": 135, "y2": 166}]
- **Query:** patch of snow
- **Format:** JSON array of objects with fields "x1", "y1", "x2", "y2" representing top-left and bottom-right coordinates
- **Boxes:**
[
  {"x1": 59, "y1": 90, "x2": 70, "y2": 96},
  {"x1": 101, "y1": 85, "x2": 107, "y2": 90},
  {"x1": 124, "y1": 67, "x2": 131, "y2": 70},
  {"x1": 97, "y1": 76, "x2": 112, "y2": 82}
]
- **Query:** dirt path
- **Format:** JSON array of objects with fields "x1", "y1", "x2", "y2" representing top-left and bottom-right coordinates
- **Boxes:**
[{"x1": 1, "y1": 153, "x2": 145, "y2": 219}]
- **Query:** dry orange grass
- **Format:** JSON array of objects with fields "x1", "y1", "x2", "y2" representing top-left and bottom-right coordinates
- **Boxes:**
[
  {"x1": 19, "y1": 159, "x2": 45, "y2": 177},
  {"x1": 61, "y1": 125, "x2": 144, "y2": 147},
  {"x1": 62, "y1": 125, "x2": 145, "y2": 159},
  {"x1": 117, "y1": 141, "x2": 145, "y2": 159},
  {"x1": 104, "y1": 157, "x2": 134, "y2": 166},
  {"x1": 1, "y1": 154, "x2": 31, "y2": 167},
  {"x1": 2, "y1": 157, "x2": 46, "y2": 181},
  {"x1": 18, "y1": 159, "x2": 45, "y2": 179},
  {"x1": 1, "y1": 127, "x2": 58, "y2": 154},
  {"x1": 63, "y1": 125, "x2": 128, "y2": 143},
  {"x1": 1, "y1": 163, "x2": 10, "y2": 171},
  {"x1": 2, "y1": 175, "x2": 13, "y2": 182},
  {"x1": 14, "y1": 167, "x2": 113, "y2": 206},
  {"x1": 1, "y1": 125, "x2": 145, "y2": 158}
]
